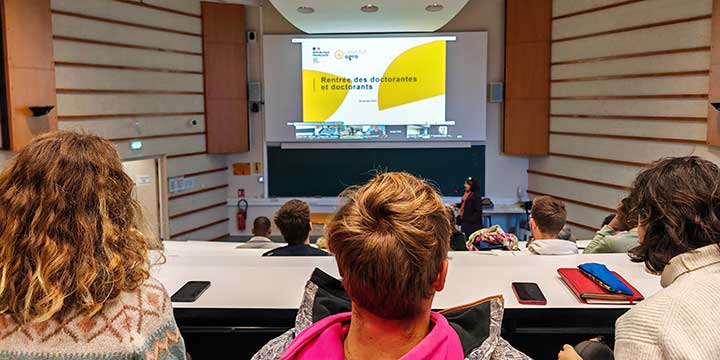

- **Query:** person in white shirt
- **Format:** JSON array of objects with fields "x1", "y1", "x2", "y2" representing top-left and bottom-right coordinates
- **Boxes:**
[
  {"x1": 238, "y1": 216, "x2": 279, "y2": 249},
  {"x1": 558, "y1": 156, "x2": 720, "y2": 360},
  {"x1": 527, "y1": 196, "x2": 578, "y2": 255}
]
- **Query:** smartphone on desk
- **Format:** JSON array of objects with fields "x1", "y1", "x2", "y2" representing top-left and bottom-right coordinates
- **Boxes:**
[
  {"x1": 512, "y1": 282, "x2": 547, "y2": 305},
  {"x1": 171, "y1": 281, "x2": 211, "y2": 302}
]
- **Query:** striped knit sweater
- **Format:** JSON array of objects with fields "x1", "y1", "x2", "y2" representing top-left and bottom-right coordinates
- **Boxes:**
[
  {"x1": 0, "y1": 277, "x2": 186, "y2": 360},
  {"x1": 614, "y1": 244, "x2": 720, "y2": 359}
]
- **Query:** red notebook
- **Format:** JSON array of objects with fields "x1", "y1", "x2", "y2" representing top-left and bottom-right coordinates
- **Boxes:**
[{"x1": 558, "y1": 268, "x2": 644, "y2": 305}]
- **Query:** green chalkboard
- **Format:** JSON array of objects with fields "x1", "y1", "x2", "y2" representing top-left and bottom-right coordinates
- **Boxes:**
[{"x1": 268, "y1": 146, "x2": 485, "y2": 197}]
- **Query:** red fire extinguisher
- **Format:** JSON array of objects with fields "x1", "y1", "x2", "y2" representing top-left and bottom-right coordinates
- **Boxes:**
[{"x1": 236, "y1": 199, "x2": 249, "y2": 231}]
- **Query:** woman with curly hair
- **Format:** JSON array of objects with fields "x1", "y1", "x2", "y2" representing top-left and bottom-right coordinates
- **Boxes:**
[
  {"x1": 0, "y1": 131, "x2": 186, "y2": 359},
  {"x1": 559, "y1": 156, "x2": 720, "y2": 360}
]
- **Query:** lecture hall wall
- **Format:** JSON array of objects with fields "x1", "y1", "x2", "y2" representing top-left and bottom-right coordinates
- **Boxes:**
[
  {"x1": 47, "y1": 0, "x2": 251, "y2": 241},
  {"x1": 226, "y1": 0, "x2": 529, "y2": 208},
  {"x1": 529, "y1": 0, "x2": 713, "y2": 238}
]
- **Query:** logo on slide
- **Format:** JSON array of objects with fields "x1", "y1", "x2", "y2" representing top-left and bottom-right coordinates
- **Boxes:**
[{"x1": 334, "y1": 50, "x2": 344, "y2": 60}]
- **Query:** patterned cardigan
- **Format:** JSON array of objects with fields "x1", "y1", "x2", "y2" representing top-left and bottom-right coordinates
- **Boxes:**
[{"x1": 0, "y1": 277, "x2": 186, "y2": 360}]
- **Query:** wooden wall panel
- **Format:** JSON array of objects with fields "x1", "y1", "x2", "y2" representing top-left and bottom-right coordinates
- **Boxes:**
[
  {"x1": 504, "y1": 0, "x2": 552, "y2": 155},
  {"x1": 201, "y1": 2, "x2": 248, "y2": 154},
  {"x1": 2, "y1": 0, "x2": 58, "y2": 150}
]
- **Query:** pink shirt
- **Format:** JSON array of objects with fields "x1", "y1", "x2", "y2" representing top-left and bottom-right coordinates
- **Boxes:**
[{"x1": 280, "y1": 312, "x2": 464, "y2": 360}]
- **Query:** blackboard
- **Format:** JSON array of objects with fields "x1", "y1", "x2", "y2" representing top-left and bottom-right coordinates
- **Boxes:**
[{"x1": 268, "y1": 146, "x2": 485, "y2": 197}]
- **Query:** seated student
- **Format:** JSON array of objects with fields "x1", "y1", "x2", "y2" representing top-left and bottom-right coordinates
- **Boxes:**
[
  {"x1": 583, "y1": 197, "x2": 639, "y2": 254},
  {"x1": 239, "y1": 216, "x2": 280, "y2": 249},
  {"x1": 558, "y1": 156, "x2": 720, "y2": 360},
  {"x1": 447, "y1": 206, "x2": 468, "y2": 250},
  {"x1": 527, "y1": 196, "x2": 579, "y2": 255},
  {"x1": 0, "y1": 131, "x2": 186, "y2": 359},
  {"x1": 260, "y1": 172, "x2": 528, "y2": 359},
  {"x1": 263, "y1": 199, "x2": 329, "y2": 256}
]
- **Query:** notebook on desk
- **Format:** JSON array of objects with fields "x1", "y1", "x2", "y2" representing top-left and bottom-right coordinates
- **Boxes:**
[{"x1": 558, "y1": 268, "x2": 644, "y2": 305}]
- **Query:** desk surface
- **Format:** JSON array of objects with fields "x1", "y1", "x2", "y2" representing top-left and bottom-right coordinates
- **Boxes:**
[{"x1": 157, "y1": 241, "x2": 661, "y2": 311}]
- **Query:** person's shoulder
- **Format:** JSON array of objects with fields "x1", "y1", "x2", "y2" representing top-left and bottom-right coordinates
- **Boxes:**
[{"x1": 306, "y1": 245, "x2": 331, "y2": 256}]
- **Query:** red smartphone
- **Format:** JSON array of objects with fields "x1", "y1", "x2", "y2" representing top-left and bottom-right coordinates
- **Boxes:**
[{"x1": 512, "y1": 282, "x2": 547, "y2": 305}]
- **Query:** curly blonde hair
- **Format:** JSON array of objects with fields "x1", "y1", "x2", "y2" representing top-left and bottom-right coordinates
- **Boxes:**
[{"x1": 0, "y1": 131, "x2": 150, "y2": 323}]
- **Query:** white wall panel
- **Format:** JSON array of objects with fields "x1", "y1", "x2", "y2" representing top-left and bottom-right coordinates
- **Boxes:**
[
  {"x1": 549, "y1": 134, "x2": 720, "y2": 165},
  {"x1": 529, "y1": 155, "x2": 641, "y2": 188},
  {"x1": 115, "y1": 135, "x2": 206, "y2": 159},
  {"x1": 551, "y1": 76, "x2": 709, "y2": 96},
  {"x1": 59, "y1": 115, "x2": 205, "y2": 139},
  {"x1": 551, "y1": 99, "x2": 708, "y2": 117},
  {"x1": 141, "y1": 0, "x2": 201, "y2": 15},
  {"x1": 553, "y1": 0, "x2": 628, "y2": 17},
  {"x1": 553, "y1": 0, "x2": 711, "y2": 39},
  {"x1": 51, "y1": 0, "x2": 201, "y2": 34},
  {"x1": 170, "y1": 206, "x2": 228, "y2": 235},
  {"x1": 172, "y1": 221, "x2": 228, "y2": 241},
  {"x1": 563, "y1": 202, "x2": 613, "y2": 231},
  {"x1": 56, "y1": 93, "x2": 204, "y2": 116},
  {"x1": 53, "y1": 40, "x2": 203, "y2": 72},
  {"x1": 167, "y1": 154, "x2": 226, "y2": 178},
  {"x1": 55, "y1": 67, "x2": 203, "y2": 92},
  {"x1": 169, "y1": 188, "x2": 227, "y2": 217},
  {"x1": 552, "y1": 51, "x2": 710, "y2": 79},
  {"x1": 550, "y1": 117, "x2": 707, "y2": 141},
  {"x1": 552, "y1": 19, "x2": 711, "y2": 62},
  {"x1": 528, "y1": 173, "x2": 627, "y2": 210},
  {"x1": 52, "y1": 13, "x2": 202, "y2": 53},
  {"x1": 168, "y1": 172, "x2": 228, "y2": 198}
]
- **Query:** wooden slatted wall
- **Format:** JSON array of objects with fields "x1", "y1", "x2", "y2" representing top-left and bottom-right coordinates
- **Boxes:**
[
  {"x1": 529, "y1": 0, "x2": 712, "y2": 238},
  {"x1": 51, "y1": 0, "x2": 229, "y2": 240}
]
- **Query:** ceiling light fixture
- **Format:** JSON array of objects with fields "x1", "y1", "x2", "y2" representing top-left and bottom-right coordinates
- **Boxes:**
[
  {"x1": 297, "y1": 6, "x2": 314, "y2": 14},
  {"x1": 425, "y1": 3, "x2": 444, "y2": 12},
  {"x1": 360, "y1": 4, "x2": 379, "y2": 13}
]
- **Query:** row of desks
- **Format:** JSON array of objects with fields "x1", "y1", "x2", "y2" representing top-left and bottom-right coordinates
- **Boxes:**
[{"x1": 155, "y1": 241, "x2": 660, "y2": 357}]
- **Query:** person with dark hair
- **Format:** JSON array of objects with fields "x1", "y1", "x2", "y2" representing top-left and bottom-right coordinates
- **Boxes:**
[
  {"x1": 584, "y1": 197, "x2": 639, "y2": 254},
  {"x1": 559, "y1": 156, "x2": 720, "y2": 360},
  {"x1": 527, "y1": 196, "x2": 579, "y2": 255},
  {"x1": 601, "y1": 214, "x2": 615, "y2": 227},
  {"x1": 238, "y1": 216, "x2": 279, "y2": 249},
  {"x1": 263, "y1": 200, "x2": 329, "y2": 256},
  {"x1": 456, "y1": 177, "x2": 484, "y2": 238},
  {"x1": 446, "y1": 206, "x2": 467, "y2": 251}
]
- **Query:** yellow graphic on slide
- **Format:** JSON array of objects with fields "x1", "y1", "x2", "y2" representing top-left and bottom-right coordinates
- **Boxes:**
[
  {"x1": 378, "y1": 40, "x2": 446, "y2": 111},
  {"x1": 303, "y1": 70, "x2": 351, "y2": 122}
]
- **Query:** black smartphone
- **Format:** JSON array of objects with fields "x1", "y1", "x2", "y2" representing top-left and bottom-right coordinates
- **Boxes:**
[
  {"x1": 511, "y1": 282, "x2": 547, "y2": 305},
  {"x1": 171, "y1": 281, "x2": 211, "y2": 302}
]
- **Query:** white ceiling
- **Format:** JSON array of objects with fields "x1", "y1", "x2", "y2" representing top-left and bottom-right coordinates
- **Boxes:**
[{"x1": 265, "y1": 0, "x2": 471, "y2": 33}]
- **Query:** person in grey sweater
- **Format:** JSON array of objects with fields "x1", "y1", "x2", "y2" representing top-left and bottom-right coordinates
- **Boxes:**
[{"x1": 559, "y1": 156, "x2": 720, "y2": 360}]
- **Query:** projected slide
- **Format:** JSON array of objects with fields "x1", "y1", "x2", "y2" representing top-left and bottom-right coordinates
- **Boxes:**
[{"x1": 293, "y1": 37, "x2": 456, "y2": 126}]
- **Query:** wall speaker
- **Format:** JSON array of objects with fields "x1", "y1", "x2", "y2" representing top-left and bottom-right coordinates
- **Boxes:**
[{"x1": 488, "y1": 82, "x2": 504, "y2": 103}]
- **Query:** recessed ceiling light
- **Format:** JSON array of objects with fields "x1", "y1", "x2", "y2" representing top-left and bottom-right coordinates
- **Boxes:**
[
  {"x1": 425, "y1": 3, "x2": 444, "y2": 12},
  {"x1": 297, "y1": 6, "x2": 314, "y2": 14},
  {"x1": 361, "y1": 4, "x2": 379, "y2": 13}
]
